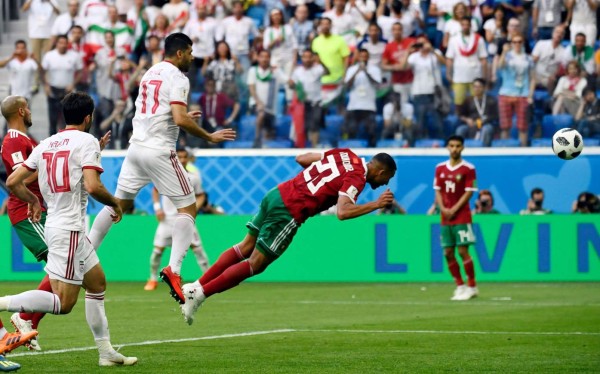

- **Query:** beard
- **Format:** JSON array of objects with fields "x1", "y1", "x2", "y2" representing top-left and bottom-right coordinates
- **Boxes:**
[{"x1": 24, "y1": 117, "x2": 32, "y2": 128}]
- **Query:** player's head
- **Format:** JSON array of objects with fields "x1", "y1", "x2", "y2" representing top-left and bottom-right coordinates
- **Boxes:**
[
  {"x1": 176, "y1": 147, "x2": 189, "y2": 167},
  {"x1": 446, "y1": 135, "x2": 464, "y2": 160},
  {"x1": 61, "y1": 92, "x2": 95, "y2": 132},
  {"x1": 164, "y1": 33, "x2": 194, "y2": 72},
  {"x1": 366, "y1": 153, "x2": 396, "y2": 189},
  {"x1": 0, "y1": 95, "x2": 32, "y2": 128}
]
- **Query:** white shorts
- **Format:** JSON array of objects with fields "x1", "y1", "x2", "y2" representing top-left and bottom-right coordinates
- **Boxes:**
[
  {"x1": 153, "y1": 217, "x2": 202, "y2": 248},
  {"x1": 44, "y1": 227, "x2": 100, "y2": 285},
  {"x1": 116, "y1": 143, "x2": 195, "y2": 208}
]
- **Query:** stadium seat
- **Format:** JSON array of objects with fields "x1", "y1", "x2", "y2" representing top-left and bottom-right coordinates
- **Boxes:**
[
  {"x1": 275, "y1": 115, "x2": 292, "y2": 139},
  {"x1": 376, "y1": 139, "x2": 408, "y2": 148},
  {"x1": 263, "y1": 140, "x2": 293, "y2": 148},
  {"x1": 553, "y1": 114, "x2": 574, "y2": 129},
  {"x1": 491, "y1": 139, "x2": 521, "y2": 147},
  {"x1": 443, "y1": 115, "x2": 459, "y2": 137},
  {"x1": 464, "y1": 139, "x2": 484, "y2": 147},
  {"x1": 541, "y1": 115, "x2": 557, "y2": 138},
  {"x1": 415, "y1": 139, "x2": 444, "y2": 148},
  {"x1": 533, "y1": 90, "x2": 550, "y2": 103},
  {"x1": 223, "y1": 141, "x2": 254, "y2": 149},
  {"x1": 239, "y1": 115, "x2": 257, "y2": 141},
  {"x1": 190, "y1": 92, "x2": 201, "y2": 105},
  {"x1": 338, "y1": 139, "x2": 369, "y2": 148},
  {"x1": 586, "y1": 138, "x2": 600, "y2": 146},
  {"x1": 321, "y1": 114, "x2": 344, "y2": 146},
  {"x1": 531, "y1": 138, "x2": 553, "y2": 147}
]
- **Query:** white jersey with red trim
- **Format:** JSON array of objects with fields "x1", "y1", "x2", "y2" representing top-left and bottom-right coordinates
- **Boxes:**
[
  {"x1": 129, "y1": 61, "x2": 190, "y2": 150},
  {"x1": 24, "y1": 129, "x2": 104, "y2": 231}
]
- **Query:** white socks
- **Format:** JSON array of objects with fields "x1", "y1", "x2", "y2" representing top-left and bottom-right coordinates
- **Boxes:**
[
  {"x1": 85, "y1": 292, "x2": 110, "y2": 342},
  {"x1": 88, "y1": 207, "x2": 116, "y2": 250},
  {"x1": 149, "y1": 248, "x2": 163, "y2": 281},
  {"x1": 168, "y1": 213, "x2": 195, "y2": 274},
  {"x1": 3, "y1": 291, "x2": 61, "y2": 314},
  {"x1": 192, "y1": 245, "x2": 209, "y2": 272}
]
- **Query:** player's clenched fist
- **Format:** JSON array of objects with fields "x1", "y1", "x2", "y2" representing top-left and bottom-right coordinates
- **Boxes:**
[
  {"x1": 377, "y1": 189, "x2": 394, "y2": 208},
  {"x1": 110, "y1": 204, "x2": 123, "y2": 224}
]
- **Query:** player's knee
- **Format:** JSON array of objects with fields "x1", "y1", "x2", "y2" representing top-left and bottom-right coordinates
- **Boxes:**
[{"x1": 58, "y1": 296, "x2": 77, "y2": 314}]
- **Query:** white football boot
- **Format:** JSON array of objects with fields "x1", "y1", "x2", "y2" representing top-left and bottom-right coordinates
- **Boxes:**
[
  {"x1": 450, "y1": 285, "x2": 468, "y2": 301},
  {"x1": 10, "y1": 313, "x2": 41, "y2": 351},
  {"x1": 181, "y1": 283, "x2": 206, "y2": 326}
]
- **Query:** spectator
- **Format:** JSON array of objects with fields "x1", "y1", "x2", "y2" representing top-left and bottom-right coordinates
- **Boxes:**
[
  {"x1": 356, "y1": 23, "x2": 387, "y2": 67},
  {"x1": 323, "y1": 0, "x2": 358, "y2": 48},
  {"x1": 216, "y1": 0, "x2": 260, "y2": 73},
  {"x1": 343, "y1": 49, "x2": 382, "y2": 147},
  {"x1": 346, "y1": 0, "x2": 376, "y2": 38},
  {"x1": 566, "y1": 0, "x2": 597, "y2": 46},
  {"x1": 161, "y1": 0, "x2": 190, "y2": 33},
  {"x1": 109, "y1": 55, "x2": 137, "y2": 103},
  {"x1": 377, "y1": 199, "x2": 407, "y2": 214},
  {"x1": 199, "y1": 78, "x2": 240, "y2": 140},
  {"x1": 68, "y1": 25, "x2": 94, "y2": 93},
  {"x1": 532, "y1": 25, "x2": 566, "y2": 93},
  {"x1": 483, "y1": 5, "x2": 507, "y2": 57},
  {"x1": 106, "y1": 5, "x2": 134, "y2": 52},
  {"x1": 377, "y1": 0, "x2": 410, "y2": 42},
  {"x1": 427, "y1": 0, "x2": 456, "y2": 42},
  {"x1": 474, "y1": 189, "x2": 501, "y2": 214},
  {"x1": 575, "y1": 88, "x2": 600, "y2": 138},
  {"x1": 493, "y1": 18, "x2": 532, "y2": 82},
  {"x1": 481, "y1": 0, "x2": 524, "y2": 20},
  {"x1": 381, "y1": 91, "x2": 415, "y2": 143},
  {"x1": 401, "y1": 35, "x2": 444, "y2": 141},
  {"x1": 22, "y1": 0, "x2": 60, "y2": 92},
  {"x1": 249, "y1": 31, "x2": 266, "y2": 67},
  {"x1": 532, "y1": 0, "x2": 566, "y2": 40},
  {"x1": 456, "y1": 78, "x2": 498, "y2": 147},
  {"x1": 497, "y1": 33, "x2": 534, "y2": 146},
  {"x1": 99, "y1": 99, "x2": 128, "y2": 149},
  {"x1": 445, "y1": 17, "x2": 488, "y2": 114},
  {"x1": 247, "y1": 50, "x2": 288, "y2": 147},
  {"x1": 381, "y1": 22, "x2": 415, "y2": 103},
  {"x1": 263, "y1": 9, "x2": 298, "y2": 94},
  {"x1": 572, "y1": 192, "x2": 600, "y2": 213},
  {"x1": 203, "y1": 41, "x2": 243, "y2": 101},
  {"x1": 520, "y1": 187, "x2": 552, "y2": 214},
  {"x1": 79, "y1": 0, "x2": 109, "y2": 27},
  {"x1": 145, "y1": 34, "x2": 165, "y2": 66},
  {"x1": 288, "y1": 49, "x2": 329, "y2": 146},
  {"x1": 311, "y1": 17, "x2": 351, "y2": 107},
  {"x1": 41, "y1": 34, "x2": 83, "y2": 135},
  {"x1": 290, "y1": 5, "x2": 315, "y2": 54},
  {"x1": 552, "y1": 61, "x2": 587, "y2": 116},
  {"x1": 183, "y1": 3, "x2": 219, "y2": 92},
  {"x1": 149, "y1": 13, "x2": 171, "y2": 41},
  {"x1": 564, "y1": 33, "x2": 595, "y2": 79},
  {"x1": 127, "y1": 0, "x2": 160, "y2": 62},
  {"x1": 442, "y1": 3, "x2": 478, "y2": 50},
  {"x1": 50, "y1": 0, "x2": 83, "y2": 48},
  {"x1": 0, "y1": 40, "x2": 39, "y2": 101}
]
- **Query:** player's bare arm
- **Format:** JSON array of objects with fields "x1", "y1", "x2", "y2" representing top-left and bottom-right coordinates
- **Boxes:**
[
  {"x1": 6, "y1": 165, "x2": 42, "y2": 222},
  {"x1": 83, "y1": 169, "x2": 123, "y2": 223},
  {"x1": 449, "y1": 190, "x2": 474, "y2": 218},
  {"x1": 171, "y1": 104, "x2": 236, "y2": 143},
  {"x1": 295, "y1": 152, "x2": 322, "y2": 168},
  {"x1": 23, "y1": 170, "x2": 38, "y2": 186},
  {"x1": 336, "y1": 189, "x2": 394, "y2": 221},
  {"x1": 195, "y1": 193, "x2": 206, "y2": 211},
  {"x1": 435, "y1": 190, "x2": 451, "y2": 218}
]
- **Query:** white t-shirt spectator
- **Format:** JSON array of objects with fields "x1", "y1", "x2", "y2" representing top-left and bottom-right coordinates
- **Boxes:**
[
  {"x1": 377, "y1": 15, "x2": 402, "y2": 41},
  {"x1": 444, "y1": 18, "x2": 478, "y2": 41},
  {"x1": 79, "y1": 0, "x2": 109, "y2": 27},
  {"x1": 407, "y1": 51, "x2": 441, "y2": 95},
  {"x1": 161, "y1": 1, "x2": 189, "y2": 31},
  {"x1": 26, "y1": 0, "x2": 58, "y2": 39},
  {"x1": 216, "y1": 16, "x2": 259, "y2": 56},
  {"x1": 6, "y1": 58, "x2": 38, "y2": 99},
  {"x1": 51, "y1": 12, "x2": 84, "y2": 36},
  {"x1": 345, "y1": 64, "x2": 382, "y2": 112},
  {"x1": 532, "y1": 39, "x2": 567, "y2": 80},
  {"x1": 246, "y1": 66, "x2": 287, "y2": 114},
  {"x1": 41, "y1": 49, "x2": 83, "y2": 88},
  {"x1": 183, "y1": 17, "x2": 219, "y2": 59},
  {"x1": 431, "y1": 0, "x2": 468, "y2": 31},
  {"x1": 323, "y1": 10, "x2": 357, "y2": 47},
  {"x1": 445, "y1": 33, "x2": 487, "y2": 83},
  {"x1": 357, "y1": 38, "x2": 387, "y2": 66},
  {"x1": 291, "y1": 64, "x2": 326, "y2": 103},
  {"x1": 345, "y1": 0, "x2": 376, "y2": 36},
  {"x1": 383, "y1": 101, "x2": 414, "y2": 124},
  {"x1": 263, "y1": 25, "x2": 298, "y2": 68}
]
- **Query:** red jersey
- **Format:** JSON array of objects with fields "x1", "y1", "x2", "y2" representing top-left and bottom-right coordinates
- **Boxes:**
[
  {"x1": 382, "y1": 38, "x2": 416, "y2": 84},
  {"x1": 279, "y1": 149, "x2": 367, "y2": 224},
  {"x1": 1, "y1": 129, "x2": 46, "y2": 225},
  {"x1": 433, "y1": 160, "x2": 477, "y2": 225}
]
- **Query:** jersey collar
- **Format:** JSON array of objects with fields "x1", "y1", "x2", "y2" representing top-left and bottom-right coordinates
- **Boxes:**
[
  {"x1": 445, "y1": 160, "x2": 464, "y2": 171},
  {"x1": 7, "y1": 129, "x2": 30, "y2": 139}
]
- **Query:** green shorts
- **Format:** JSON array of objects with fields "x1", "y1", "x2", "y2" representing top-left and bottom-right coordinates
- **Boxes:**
[
  {"x1": 246, "y1": 188, "x2": 299, "y2": 258},
  {"x1": 440, "y1": 223, "x2": 476, "y2": 248},
  {"x1": 13, "y1": 212, "x2": 48, "y2": 262}
]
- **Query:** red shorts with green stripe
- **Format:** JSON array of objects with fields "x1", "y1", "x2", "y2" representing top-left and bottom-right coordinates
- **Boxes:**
[
  {"x1": 246, "y1": 188, "x2": 299, "y2": 258},
  {"x1": 13, "y1": 212, "x2": 48, "y2": 262}
]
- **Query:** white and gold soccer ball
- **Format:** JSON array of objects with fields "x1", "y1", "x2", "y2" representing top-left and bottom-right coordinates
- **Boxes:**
[{"x1": 552, "y1": 128, "x2": 584, "y2": 160}]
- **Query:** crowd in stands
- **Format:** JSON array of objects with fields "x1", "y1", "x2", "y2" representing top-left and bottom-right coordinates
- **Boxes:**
[{"x1": 3, "y1": 0, "x2": 600, "y2": 148}]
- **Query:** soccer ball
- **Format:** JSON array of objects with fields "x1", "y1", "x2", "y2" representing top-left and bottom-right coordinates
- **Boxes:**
[{"x1": 552, "y1": 128, "x2": 584, "y2": 160}]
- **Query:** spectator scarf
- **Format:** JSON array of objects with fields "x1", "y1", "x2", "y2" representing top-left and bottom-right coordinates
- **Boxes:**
[
  {"x1": 568, "y1": 76, "x2": 581, "y2": 91},
  {"x1": 458, "y1": 33, "x2": 480, "y2": 57}
]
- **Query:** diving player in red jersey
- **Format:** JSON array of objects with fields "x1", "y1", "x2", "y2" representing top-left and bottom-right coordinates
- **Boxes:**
[{"x1": 178, "y1": 149, "x2": 397, "y2": 324}]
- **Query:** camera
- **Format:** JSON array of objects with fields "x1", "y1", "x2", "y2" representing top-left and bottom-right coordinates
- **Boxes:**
[{"x1": 413, "y1": 43, "x2": 423, "y2": 49}]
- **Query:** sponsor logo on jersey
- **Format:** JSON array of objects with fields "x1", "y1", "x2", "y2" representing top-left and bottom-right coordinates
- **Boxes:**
[
  {"x1": 11, "y1": 151, "x2": 24, "y2": 164},
  {"x1": 94, "y1": 152, "x2": 101, "y2": 164}
]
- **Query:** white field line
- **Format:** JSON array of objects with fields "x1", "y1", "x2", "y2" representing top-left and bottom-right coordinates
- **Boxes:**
[{"x1": 9, "y1": 328, "x2": 600, "y2": 358}]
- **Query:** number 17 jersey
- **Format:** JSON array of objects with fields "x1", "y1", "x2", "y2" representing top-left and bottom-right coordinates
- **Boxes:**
[
  {"x1": 278, "y1": 148, "x2": 367, "y2": 224},
  {"x1": 130, "y1": 61, "x2": 190, "y2": 151}
]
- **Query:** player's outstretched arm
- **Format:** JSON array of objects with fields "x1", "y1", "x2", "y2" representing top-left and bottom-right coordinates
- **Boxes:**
[
  {"x1": 296, "y1": 152, "x2": 322, "y2": 168},
  {"x1": 171, "y1": 104, "x2": 236, "y2": 143},
  {"x1": 6, "y1": 165, "x2": 42, "y2": 222},
  {"x1": 336, "y1": 189, "x2": 394, "y2": 221},
  {"x1": 83, "y1": 169, "x2": 123, "y2": 223}
]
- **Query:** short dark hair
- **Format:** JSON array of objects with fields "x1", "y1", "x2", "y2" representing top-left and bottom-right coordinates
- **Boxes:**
[
  {"x1": 583, "y1": 87, "x2": 596, "y2": 96},
  {"x1": 473, "y1": 78, "x2": 486, "y2": 86},
  {"x1": 15, "y1": 39, "x2": 27, "y2": 47},
  {"x1": 56, "y1": 34, "x2": 69, "y2": 43},
  {"x1": 446, "y1": 135, "x2": 464, "y2": 146},
  {"x1": 372, "y1": 153, "x2": 397, "y2": 172},
  {"x1": 61, "y1": 92, "x2": 95, "y2": 125},
  {"x1": 164, "y1": 32, "x2": 193, "y2": 58},
  {"x1": 576, "y1": 32, "x2": 586, "y2": 39},
  {"x1": 531, "y1": 187, "x2": 543, "y2": 198},
  {"x1": 320, "y1": 17, "x2": 332, "y2": 25},
  {"x1": 358, "y1": 48, "x2": 369, "y2": 55},
  {"x1": 70, "y1": 25, "x2": 84, "y2": 33},
  {"x1": 176, "y1": 147, "x2": 188, "y2": 155}
]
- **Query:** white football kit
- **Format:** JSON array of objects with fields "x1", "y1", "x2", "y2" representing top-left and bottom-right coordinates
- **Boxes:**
[
  {"x1": 24, "y1": 129, "x2": 102, "y2": 285},
  {"x1": 116, "y1": 61, "x2": 195, "y2": 208}
]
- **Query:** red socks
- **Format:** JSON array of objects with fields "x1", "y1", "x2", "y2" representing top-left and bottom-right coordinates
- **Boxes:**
[
  {"x1": 19, "y1": 275, "x2": 51, "y2": 329},
  {"x1": 200, "y1": 246, "x2": 245, "y2": 285},
  {"x1": 463, "y1": 258, "x2": 476, "y2": 287},
  {"x1": 447, "y1": 260, "x2": 464, "y2": 286},
  {"x1": 202, "y1": 261, "x2": 254, "y2": 297}
]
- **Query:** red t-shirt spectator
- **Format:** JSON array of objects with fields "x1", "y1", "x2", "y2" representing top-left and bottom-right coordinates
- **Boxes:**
[
  {"x1": 199, "y1": 92, "x2": 235, "y2": 127},
  {"x1": 382, "y1": 37, "x2": 416, "y2": 84}
]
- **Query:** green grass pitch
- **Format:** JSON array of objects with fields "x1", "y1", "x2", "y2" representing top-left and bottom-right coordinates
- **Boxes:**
[{"x1": 3, "y1": 282, "x2": 600, "y2": 373}]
